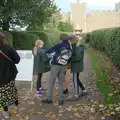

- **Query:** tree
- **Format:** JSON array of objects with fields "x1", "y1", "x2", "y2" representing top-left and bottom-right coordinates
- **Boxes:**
[
  {"x1": 0, "y1": 0, "x2": 57, "y2": 31},
  {"x1": 57, "y1": 22, "x2": 73, "y2": 32}
]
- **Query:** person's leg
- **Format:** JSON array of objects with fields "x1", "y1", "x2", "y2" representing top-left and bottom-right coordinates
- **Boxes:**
[
  {"x1": 36, "y1": 73, "x2": 43, "y2": 91},
  {"x1": 73, "y1": 73, "x2": 79, "y2": 96},
  {"x1": 3, "y1": 106, "x2": 9, "y2": 119},
  {"x1": 58, "y1": 66, "x2": 65, "y2": 104},
  {"x1": 47, "y1": 65, "x2": 59, "y2": 101},
  {"x1": 77, "y1": 73, "x2": 85, "y2": 90},
  {"x1": 63, "y1": 71, "x2": 69, "y2": 94}
]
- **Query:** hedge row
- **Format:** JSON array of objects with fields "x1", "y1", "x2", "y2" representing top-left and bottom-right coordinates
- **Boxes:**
[{"x1": 86, "y1": 27, "x2": 120, "y2": 69}]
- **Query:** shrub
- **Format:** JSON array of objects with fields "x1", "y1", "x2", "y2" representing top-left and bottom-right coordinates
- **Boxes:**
[
  {"x1": 86, "y1": 27, "x2": 120, "y2": 69},
  {"x1": 11, "y1": 31, "x2": 39, "y2": 50},
  {"x1": 28, "y1": 31, "x2": 52, "y2": 48}
]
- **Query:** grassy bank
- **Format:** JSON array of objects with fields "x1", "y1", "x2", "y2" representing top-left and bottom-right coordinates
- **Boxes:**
[{"x1": 87, "y1": 48, "x2": 119, "y2": 104}]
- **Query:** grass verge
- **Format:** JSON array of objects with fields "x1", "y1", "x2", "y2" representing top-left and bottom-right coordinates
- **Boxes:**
[{"x1": 87, "y1": 48, "x2": 119, "y2": 104}]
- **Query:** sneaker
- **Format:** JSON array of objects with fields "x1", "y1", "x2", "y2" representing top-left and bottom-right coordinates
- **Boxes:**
[
  {"x1": 59, "y1": 100, "x2": 64, "y2": 105},
  {"x1": 67, "y1": 95, "x2": 79, "y2": 101},
  {"x1": 41, "y1": 98, "x2": 52, "y2": 104},
  {"x1": 63, "y1": 89, "x2": 69, "y2": 95},
  {"x1": 36, "y1": 91, "x2": 42, "y2": 97},
  {"x1": 81, "y1": 90, "x2": 88, "y2": 96},
  {"x1": 39, "y1": 87, "x2": 46, "y2": 92},
  {"x1": 3, "y1": 111, "x2": 10, "y2": 119}
]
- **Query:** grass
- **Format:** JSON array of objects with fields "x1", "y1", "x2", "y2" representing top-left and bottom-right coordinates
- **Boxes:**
[{"x1": 87, "y1": 48, "x2": 119, "y2": 104}]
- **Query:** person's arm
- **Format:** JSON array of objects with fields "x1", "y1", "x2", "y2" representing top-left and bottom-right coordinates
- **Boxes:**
[
  {"x1": 45, "y1": 44, "x2": 60, "y2": 54},
  {"x1": 9, "y1": 46, "x2": 20, "y2": 64}
]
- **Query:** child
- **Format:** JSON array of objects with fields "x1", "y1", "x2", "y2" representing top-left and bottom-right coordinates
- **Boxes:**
[
  {"x1": 33, "y1": 40, "x2": 50, "y2": 96},
  {"x1": 42, "y1": 34, "x2": 71, "y2": 105},
  {"x1": 67, "y1": 35, "x2": 87, "y2": 101}
]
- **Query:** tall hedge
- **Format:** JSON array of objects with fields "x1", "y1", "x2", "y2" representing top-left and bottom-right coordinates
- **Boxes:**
[
  {"x1": 86, "y1": 27, "x2": 120, "y2": 69},
  {"x1": 28, "y1": 31, "x2": 52, "y2": 48},
  {"x1": 11, "y1": 31, "x2": 39, "y2": 50}
]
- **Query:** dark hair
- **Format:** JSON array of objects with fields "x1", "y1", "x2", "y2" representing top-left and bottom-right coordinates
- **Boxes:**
[
  {"x1": 0, "y1": 32, "x2": 5, "y2": 45},
  {"x1": 59, "y1": 33, "x2": 69, "y2": 41}
]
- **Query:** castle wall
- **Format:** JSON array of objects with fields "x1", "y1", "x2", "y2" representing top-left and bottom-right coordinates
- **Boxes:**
[{"x1": 86, "y1": 11, "x2": 120, "y2": 32}]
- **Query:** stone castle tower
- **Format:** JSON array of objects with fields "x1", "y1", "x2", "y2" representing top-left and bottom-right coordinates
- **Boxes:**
[{"x1": 70, "y1": 1, "x2": 86, "y2": 33}]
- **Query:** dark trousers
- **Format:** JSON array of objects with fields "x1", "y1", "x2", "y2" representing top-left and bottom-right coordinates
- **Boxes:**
[
  {"x1": 3, "y1": 100, "x2": 19, "y2": 111},
  {"x1": 36, "y1": 73, "x2": 43, "y2": 91},
  {"x1": 73, "y1": 73, "x2": 85, "y2": 95}
]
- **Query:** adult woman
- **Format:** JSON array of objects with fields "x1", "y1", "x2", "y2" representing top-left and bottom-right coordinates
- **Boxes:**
[
  {"x1": 0, "y1": 32, "x2": 20, "y2": 118},
  {"x1": 33, "y1": 40, "x2": 50, "y2": 96},
  {"x1": 68, "y1": 34, "x2": 87, "y2": 101}
]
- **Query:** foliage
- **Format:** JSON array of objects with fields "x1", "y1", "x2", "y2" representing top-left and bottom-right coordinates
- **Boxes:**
[
  {"x1": 11, "y1": 31, "x2": 39, "y2": 50},
  {"x1": 0, "y1": 0, "x2": 57, "y2": 31},
  {"x1": 28, "y1": 31, "x2": 52, "y2": 48},
  {"x1": 45, "y1": 29, "x2": 62, "y2": 45},
  {"x1": 85, "y1": 27, "x2": 120, "y2": 69},
  {"x1": 87, "y1": 49, "x2": 120, "y2": 104},
  {"x1": 57, "y1": 22, "x2": 73, "y2": 32}
]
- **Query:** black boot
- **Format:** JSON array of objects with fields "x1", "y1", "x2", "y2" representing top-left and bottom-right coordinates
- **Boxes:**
[{"x1": 63, "y1": 89, "x2": 69, "y2": 95}]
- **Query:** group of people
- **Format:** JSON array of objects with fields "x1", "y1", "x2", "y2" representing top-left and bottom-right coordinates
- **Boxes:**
[
  {"x1": 33, "y1": 33, "x2": 87, "y2": 105},
  {"x1": 0, "y1": 32, "x2": 86, "y2": 119}
]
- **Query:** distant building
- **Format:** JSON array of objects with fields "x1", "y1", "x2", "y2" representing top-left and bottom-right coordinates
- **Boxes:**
[{"x1": 66, "y1": 1, "x2": 120, "y2": 33}]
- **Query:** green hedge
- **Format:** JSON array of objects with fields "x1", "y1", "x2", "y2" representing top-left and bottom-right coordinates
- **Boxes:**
[
  {"x1": 11, "y1": 31, "x2": 39, "y2": 50},
  {"x1": 45, "y1": 29, "x2": 62, "y2": 46},
  {"x1": 86, "y1": 27, "x2": 120, "y2": 69},
  {"x1": 28, "y1": 31, "x2": 52, "y2": 48}
]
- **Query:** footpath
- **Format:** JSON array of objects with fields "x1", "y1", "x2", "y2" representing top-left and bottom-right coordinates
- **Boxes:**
[{"x1": 0, "y1": 52, "x2": 117, "y2": 120}]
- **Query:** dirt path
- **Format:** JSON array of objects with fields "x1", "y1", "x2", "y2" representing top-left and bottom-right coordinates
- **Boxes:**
[{"x1": 0, "y1": 52, "x2": 116, "y2": 120}]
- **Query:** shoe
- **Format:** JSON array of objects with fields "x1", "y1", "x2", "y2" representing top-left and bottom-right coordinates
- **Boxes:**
[
  {"x1": 67, "y1": 95, "x2": 79, "y2": 101},
  {"x1": 36, "y1": 91, "x2": 42, "y2": 97},
  {"x1": 63, "y1": 89, "x2": 69, "y2": 95},
  {"x1": 81, "y1": 90, "x2": 88, "y2": 96},
  {"x1": 41, "y1": 98, "x2": 52, "y2": 104},
  {"x1": 3, "y1": 111, "x2": 10, "y2": 119},
  {"x1": 39, "y1": 87, "x2": 46, "y2": 92},
  {"x1": 59, "y1": 100, "x2": 64, "y2": 105}
]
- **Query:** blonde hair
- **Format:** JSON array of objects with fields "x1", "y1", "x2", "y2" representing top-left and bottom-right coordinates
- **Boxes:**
[{"x1": 34, "y1": 40, "x2": 44, "y2": 56}]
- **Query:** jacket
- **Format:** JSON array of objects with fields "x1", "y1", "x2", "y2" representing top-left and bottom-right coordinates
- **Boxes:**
[
  {"x1": 33, "y1": 48, "x2": 50, "y2": 73},
  {"x1": 71, "y1": 44, "x2": 84, "y2": 73},
  {"x1": 0, "y1": 45, "x2": 20, "y2": 86},
  {"x1": 45, "y1": 41, "x2": 70, "y2": 65}
]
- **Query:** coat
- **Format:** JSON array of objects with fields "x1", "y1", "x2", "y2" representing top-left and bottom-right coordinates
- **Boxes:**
[
  {"x1": 33, "y1": 48, "x2": 50, "y2": 73},
  {"x1": 0, "y1": 45, "x2": 20, "y2": 86},
  {"x1": 71, "y1": 44, "x2": 84, "y2": 73}
]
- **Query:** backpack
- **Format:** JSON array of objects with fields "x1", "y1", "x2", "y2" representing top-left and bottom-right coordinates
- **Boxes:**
[{"x1": 56, "y1": 47, "x2": 72, "y2": 65}]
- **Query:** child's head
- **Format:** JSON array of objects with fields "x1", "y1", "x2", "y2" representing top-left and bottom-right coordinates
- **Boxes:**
[
  {"x1": 69, "y1": 34, "x2": 78, "y2": 44},
  {"x1": 34, "y1": 40, "x2": 44, "y2": 56},
  {"x1": 69, "y1": 34, "x2": 84, "y2": 46},
  {"x1": 35, "y1": 40, "x2": 44, "y2": 48},
  {"x1": 59, "y1": 33, "x2": 69, "y2": 42}
]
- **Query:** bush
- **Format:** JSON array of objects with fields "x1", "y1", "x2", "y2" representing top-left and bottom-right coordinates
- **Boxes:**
[
  {"x1": 11, "y1": 31, "x2": 39, "y2": 50},
  {"x1": 28, "y1": 31, "x2": 52, "y2": 48},
  {"x1": 86, "y1": 27, "x2": 120, "y2": 69},
  {"x1": 45, "y1": 29, "x2": 62, "y2": 46}
]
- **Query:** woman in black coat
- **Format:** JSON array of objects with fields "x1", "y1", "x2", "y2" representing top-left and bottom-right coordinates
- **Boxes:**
[{"x1": 0, "y1": 32, "x2": 20, "y2": 118}]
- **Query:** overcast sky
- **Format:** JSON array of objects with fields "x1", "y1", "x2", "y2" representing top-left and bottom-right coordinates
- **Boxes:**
[{"x1": 54, "y1": 0, "x2": 120, "y2": 13}]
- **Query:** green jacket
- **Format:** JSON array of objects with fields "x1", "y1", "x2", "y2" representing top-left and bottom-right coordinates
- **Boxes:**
[
  {"x1": 71, "y1": 44, "x2": 84, "y2": 73},
  {"x1": 33, "y1": 48, "x2": 50, "y2": 73}
]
